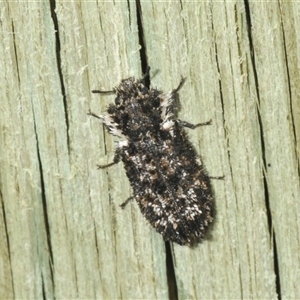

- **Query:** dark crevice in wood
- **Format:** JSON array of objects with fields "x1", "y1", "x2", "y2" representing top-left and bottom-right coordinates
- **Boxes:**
[
  {"x1": 32, "y1": 113, "x2": 55, "y2": 296},
  {"x1": 49, "y1": 0, "x2": 70, "y2": 152},
  {"x1": 135, "y1": 0, "x2": 150, "y2": 88},
  {"x1": 11, "y1": 20, "x2": 20, "y2": 86},
  {"x1": 126, "y1": 0, "x2": 131, "y2": 26},
  {"x1": 244, "y1": 1, "x2": 281, "y2": 298},
  {"x1": 42, "y1": 276, "x2": 46, "y2": 300},
  {"x1": 165, "y1": 242, "x2": 178, "y2": 300},
  {"x1": 273, "y1": 231, "x2": 282, "y2": 299},
  {"x1": 0, "y1": 190, "x2": 15, "y2": 298}
]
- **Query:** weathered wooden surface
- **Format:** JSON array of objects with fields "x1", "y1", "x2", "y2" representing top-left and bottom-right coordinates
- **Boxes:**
[{"x1": 0, "y1": 1, "x2": 299, "y2": 299}]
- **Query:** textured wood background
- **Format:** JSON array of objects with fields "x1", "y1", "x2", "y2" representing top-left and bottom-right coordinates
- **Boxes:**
[{"x1": 1, "y1": 1, "x2": 299, "y2": 299}]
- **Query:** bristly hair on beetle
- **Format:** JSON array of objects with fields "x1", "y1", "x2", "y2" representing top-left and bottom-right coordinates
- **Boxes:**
[{"x1": 88, "y1": 67, "x2": 220, "y2": 246}]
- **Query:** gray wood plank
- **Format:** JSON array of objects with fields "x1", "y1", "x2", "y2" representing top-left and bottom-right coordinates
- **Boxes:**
[{"x1": 1, "y1": 1, "x2": 299, "y2": 299}]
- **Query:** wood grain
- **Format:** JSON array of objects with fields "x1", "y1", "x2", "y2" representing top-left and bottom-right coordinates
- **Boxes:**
[{"x1": 0, "y1": 1, "x2": 299, "y2": 299}]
